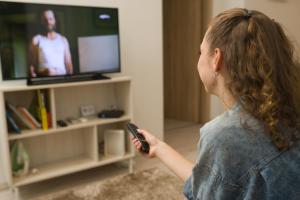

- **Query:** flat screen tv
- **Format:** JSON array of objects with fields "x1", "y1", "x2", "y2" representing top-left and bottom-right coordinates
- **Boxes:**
[{"x1": 0, "y1": 1, "x2": 120, "y2": 84}]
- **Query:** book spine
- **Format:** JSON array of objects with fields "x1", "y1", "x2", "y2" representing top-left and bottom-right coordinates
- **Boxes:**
[
  {"x1": 6, "y1": 111, "x2": 21, "y2": 133},
  {"x1": 19, "y1": 107, "x2": 41, "y2": 128},
  {"x1": 17, "y1": 107, "x2": 37, "y2": 129},
  {"x1": 40, "y1": 107, "x2": 48, "y2": 131},
  {"x1": 47, "y1": 112, "x2": 52, "y2": 129},
  {"x1": 37, "y1": 90, "x2": 48, "y2": 131},
  {"x1": 7, "y1": 103, "x2": 32, "y2": 129}
]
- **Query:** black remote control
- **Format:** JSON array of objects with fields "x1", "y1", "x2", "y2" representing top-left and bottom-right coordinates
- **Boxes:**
[{"x1": 126, "y1": 123, "x2": 150, "y2": 153}]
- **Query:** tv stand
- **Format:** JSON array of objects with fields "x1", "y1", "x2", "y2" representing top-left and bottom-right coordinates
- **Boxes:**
[
  {"x1": 0, "y1": 76, "x2": 134, "y2": 197},
  {"x1": 93, "y1": 73, "x2": 110, "y2": 80}
]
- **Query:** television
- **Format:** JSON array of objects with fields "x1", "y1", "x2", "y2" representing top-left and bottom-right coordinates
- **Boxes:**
[{"x1": 0, "y1": 1, "x2": 120, "y2": 84}]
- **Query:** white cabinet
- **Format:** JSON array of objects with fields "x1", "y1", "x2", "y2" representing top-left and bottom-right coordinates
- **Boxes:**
[{"x1": 0, "y1": 77, "x2": 134, "y2": 189}]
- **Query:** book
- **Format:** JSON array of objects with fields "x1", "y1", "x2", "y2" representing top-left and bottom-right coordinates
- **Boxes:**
[
  {"x1": 37, "y1": 90, "x2": 48, "y2": 131},
  {"x1": 40, "y1": 107, "x2": 48, "y2": 130},
  {"x1": 16, "y1": 107, "x2": 36, "y2": 129},
  {"x1": 7, "y1": 103, "x2": 33, "y2": 129},
  {"x1": 47, "y1": 112, "x2": 52, "y2": 128},
  {"x1": 17, "y1": 107, "x2": 41, "y2": 128},
  {"x1": 25, "y1": 107, "x2": 42, "y2": 128},
  {"x1": 28, "y1": 93, "x2": 40, "y2": 121},
  {"x1": 6, "y1": 110, "x2": 21, "y2": 133}
]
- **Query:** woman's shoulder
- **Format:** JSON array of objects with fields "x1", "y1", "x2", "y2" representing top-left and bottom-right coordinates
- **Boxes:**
[
  {"x1": 200, "y1": 109, "x2": 270, "y2": 154},
  {"x1": 200, "y1": 104, "x2": 251, "y2": 140},
  {"x1": 198, "y1": 105, "x2": 275, "y2": 170},
  {"x1": 196, "y1": 104, "x2": 284, "y2": 182}
]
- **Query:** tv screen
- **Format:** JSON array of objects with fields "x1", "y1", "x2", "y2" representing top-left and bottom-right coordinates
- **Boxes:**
[{"x1": 0, "y1": 1, "x2": 120, "y2": 81}]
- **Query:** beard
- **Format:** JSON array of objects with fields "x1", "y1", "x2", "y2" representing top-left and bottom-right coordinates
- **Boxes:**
[
  {"x1": 47, "y1": 24, "x2": 56, "y2": 32},
  {"x1": 42, "y1": 24, "x2": 56, "y2": 34}
]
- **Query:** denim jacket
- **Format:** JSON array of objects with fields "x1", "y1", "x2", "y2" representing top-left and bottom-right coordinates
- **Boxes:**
[{"x1": 183, "y1": 103, "x2": 300, "y2": 200}]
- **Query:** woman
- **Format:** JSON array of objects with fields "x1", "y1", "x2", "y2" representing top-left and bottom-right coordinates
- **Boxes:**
[{"x1": 132, "y1": 8, "x2": 300, "y2": 199}]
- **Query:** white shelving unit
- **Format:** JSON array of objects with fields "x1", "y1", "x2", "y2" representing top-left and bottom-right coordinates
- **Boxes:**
[{"x1": 0, "y1": 77, "x2": 134, "y2": 190}]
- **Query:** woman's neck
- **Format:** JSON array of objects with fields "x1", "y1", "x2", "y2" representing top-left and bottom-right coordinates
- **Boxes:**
[
  {"x1": 215, "y1": 72, "x2": 237, "y2": 110},
  {"x1": 221, "y1": 92, "x2": 237, "y2": 110},
  {"x1": 217, "y1": 83, "x2": 237, "y2": 110}
]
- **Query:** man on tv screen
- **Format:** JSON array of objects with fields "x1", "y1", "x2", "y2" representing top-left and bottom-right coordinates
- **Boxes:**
[{"x1": 29, "y1": 9, "x2": 73, "y2": 77}]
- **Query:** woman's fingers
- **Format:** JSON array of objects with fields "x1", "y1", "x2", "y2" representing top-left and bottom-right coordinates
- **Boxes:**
[
  {"x1": 132, "y1": 138, "x2": 142, "y2": 150},
  {"x1": 136, "y1": 142, "x2": 142, "y2": 150}
]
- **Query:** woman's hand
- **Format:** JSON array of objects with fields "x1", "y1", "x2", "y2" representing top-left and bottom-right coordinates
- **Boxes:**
[
  {"x1": 131, "y1": 128, "x2": 194, "y2": 181},
  {"x1": 131, "y1": 129, "x2": 161, "y2": 158}
]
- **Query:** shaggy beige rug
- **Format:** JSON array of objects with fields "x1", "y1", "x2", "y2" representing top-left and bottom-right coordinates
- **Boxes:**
[{"x1": 34, "y1": 168, "x2": 184, "y2": 200}]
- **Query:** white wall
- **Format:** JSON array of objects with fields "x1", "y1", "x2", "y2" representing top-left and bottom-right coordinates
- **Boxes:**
[
  {"x1": 0, "y1": 0, "x2": 163, "y2": 192},
  {"x1": 245, "y1": 0, "x2": 300, "y2": 50},
  {"x1": 212, "y1": 0, "x2": 245, "y2": 16}
]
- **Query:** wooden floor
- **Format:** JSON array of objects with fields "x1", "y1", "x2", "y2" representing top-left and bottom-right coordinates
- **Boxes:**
[{"x1": 19, "y1": 120, "x2": 202, "y2": 199}]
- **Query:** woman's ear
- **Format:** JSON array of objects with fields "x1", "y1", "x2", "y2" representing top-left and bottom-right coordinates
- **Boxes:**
[{"x1": 212, "y1": 48, "x2": 223, "y2": 72}]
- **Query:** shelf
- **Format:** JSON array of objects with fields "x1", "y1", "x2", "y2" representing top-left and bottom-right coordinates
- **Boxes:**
[
  {"x1": 0, "y1": 76, "x2": 131, "y2": 92},
  {"x1": 13, "y1": 157, "x2": 95, "y2": 187},
  {"x1": 13, "y1": 153, "x2": 134, "y2": 187},
  {"x1": 8, "y1": 115, "x2": 131, "y2": 140},
  {"x1": 8, "y1": 128, "x2": 54, "y2": 141},
  {"x1": 98, "y1": 153, "x2": 134, "y2": 165}
]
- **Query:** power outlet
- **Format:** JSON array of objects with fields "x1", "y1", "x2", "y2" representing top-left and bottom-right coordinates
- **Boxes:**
[{"x1": 80, "y1": 105, "x2": 96, "y2": 117}]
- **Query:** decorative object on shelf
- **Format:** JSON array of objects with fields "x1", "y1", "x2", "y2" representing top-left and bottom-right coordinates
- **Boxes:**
[
  {"x1": 31, "y1": 168, "x2": 39, "y2": 175},
  {"x1": 65, "y1": 117, "x2": 85, "y2": 124},
  {"x1": 80, "y1": 104, "x2": 96, "y2": 117},
  {"x1": 104, "y1": 129, "x2": 125, "y2": 156},
  {"x1": 56, "y1": 120, "x2": 68, "y2": 127},
  {"x1": 10, "y1": 141, "x2": 30, "y2": 177}
]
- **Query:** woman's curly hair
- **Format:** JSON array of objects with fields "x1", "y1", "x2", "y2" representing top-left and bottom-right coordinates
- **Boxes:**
[{"x1": 207, "y1": 8, "x2": 300, "y2": 150}]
